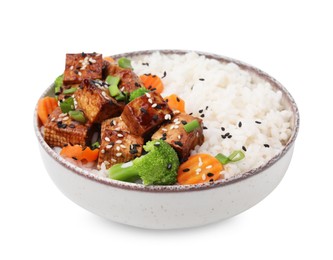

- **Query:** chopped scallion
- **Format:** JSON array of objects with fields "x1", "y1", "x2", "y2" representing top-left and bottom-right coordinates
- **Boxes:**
[
  {"x1": 118, "y1": 57, "x2": 133, "y2": 69},
  {"x1": 63, "y1": 87, "x2": 77, "y2": 94},
  {"x1": 183, "y1": 119, "x2": 200, "y2": 133},
  {"x1": 68, "y1": 110, "x2": 86, "y2": 123},
  {"x1": 60, "y1": 97, "x2": 74, "y2": 113},
  {"x1": 109, "y1": 84, "x2": 121, "y2": 97},
  {"x1": 106, "y1": 75, "x2": 120, "y2": 86},
  {"x1": 54, "y1": 74, "x2": 63, "y2": 94},
  {"x1": 215, "y1": 150, "x2": 245, "y2": 165},
  {"x1": 91, "y1": 141, "x2": 100, "y2": 149}
]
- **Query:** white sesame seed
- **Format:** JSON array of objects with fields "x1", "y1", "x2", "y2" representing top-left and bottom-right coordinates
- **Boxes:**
[
  {"x1": 116, "y1": 153, "x2": 122, "y2": 157},
  {"x1": 101, "y1": 91, "x2": 110, "y2": 100},
  {"x1": 106, "y1": 144, "x2": 113, "y2": 149},
  {"x1": 51, "y1": 117, "x2": 55, "y2": 122},
  {"x1": 89, "y1": 57, "x2": 96, "y2": 63},
  {"x1": 152, "y1": 103, "x2": 157, "y2": 108},
  {"x1": 116, "y1": 146, "x2": 120, "y2": 151},
  {"x1": 173, "y1": 118, "x2": 179, "y2": 123},
  {"x1": 174, "y1": 125, "x2": 179, "y2": 129},
  {"x1": 173, "y1": 110, "x2": 180, "y2": 114},
  {"x1": 196, "y1": 132, "x2": 199, "y2": 137},
  {"x1": 202, "y1": 174, "x2": 206, "y2": 181},
  {"x1": 59, "y1": 113, "x2": 67, "y2": 117},
  {"x1": 148, "y1": 98, "x2": 153, "y2": 104},
  {"x1": 70, "y1": 65, "x2": 74, "y2": 70},
  {"x1": 80, "y1": 66, "x2": 85, "y2": 70},
  {"x1": 195, "y1": 168, "x2": 202, "y2": 175},
  {"x1": 120, "y1": 87, "x2": 125, "y2": 92},
  {"x1": 145, "y1": 93, "x2": 151, "y2": 98},
  {"x1": 78, "y1": 71, "x2": 82, "y2": 76},
  {"x1": 62, "y1": 116, "x2": 69, "y2": 121},
  {"x1": 170, "y1": 125, "x2": 175, "y2": 130},
  {"x1": 177, "y1": 135, "x2": 181, "y2": 140},
  {"x1": 101, "y1": 149, "x2": 105, "y2": 154},
  {"x1": 114, "y1": 127, "x2": 120, "y2": 131},
  {"x1": 175, "y1": 121, "x2": 181, "y2": 125},
  {"x1": 206, "y1": 165, "x2": 213, "y2": 169},
  {"x1": 164, "y1": 114, "x2": 171, "y2": 120},
  {"x1": 105, "y1": 137, "x2": 110, "y2": 142},
  {"x1": 162, "y1": 128, "x2": 167, "y2": 132},
  {"x1": 117, "y1": 133, "x2": 124, "y2": 138},
  {"x1": 120, "y1": 144, "x2": 126, "y2": 149},
  {"x1": 111, "y1": 158, "x2": 117, "y2": 162},
  {"x1": 115, "y1": 140, "x2": 122, "y2": 144},
  {"x1": 198, "y1": 157, "x2": 203, "y2": 167}
]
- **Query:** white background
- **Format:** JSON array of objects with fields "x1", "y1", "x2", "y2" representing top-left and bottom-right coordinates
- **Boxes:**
[{"x1": 1, "y1": 0, "x2": 332, "y2": 259}]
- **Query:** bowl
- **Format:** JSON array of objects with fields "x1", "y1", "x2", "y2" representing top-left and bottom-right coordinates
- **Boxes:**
[{"x1": 34, "y1": 50, "x2": 299, "y2": 229}]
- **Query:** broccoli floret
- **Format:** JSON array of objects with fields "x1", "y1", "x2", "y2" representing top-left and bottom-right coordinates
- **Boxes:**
[
  {"x1": 129, "y1": 87, "x2": 149, "y2": 102},
  {"x1": 109, "y1": 140, "x2": 180, "y2": 185}
]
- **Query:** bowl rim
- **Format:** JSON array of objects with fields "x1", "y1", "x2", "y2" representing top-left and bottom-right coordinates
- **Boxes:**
[{"x1": 33, "y1": 49, "x2": 300, "y2": 192}]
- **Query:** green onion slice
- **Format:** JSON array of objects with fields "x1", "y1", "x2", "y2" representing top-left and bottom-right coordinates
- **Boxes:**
[
  {"x1": 183, "y1": 119, "x2": 200, "y2": 133},
  {"x1": 63, "y1": 87, "x2": 77, "y2": 94},
  {"x1": 60, "y1": 97, "x2": 74, "y2": 113},
  {"x1": 215, "y1": 150, "x2": 245, "y2": 165},
  {"x1": 54, "y1": 74, "x2": 64, "y2": 94},
  {"x1": 68, "y1": 110, "x2": 86, "y2": 123},
  {"x1": 91, "y1": 141, "x2": 100, "y2": 149},
  {"x1": 118, "y1": 57, "x2": 133, "y2": 69}
]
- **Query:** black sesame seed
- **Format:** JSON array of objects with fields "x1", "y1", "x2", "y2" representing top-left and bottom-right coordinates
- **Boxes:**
[
  {"x1": 221, "y1": 127, "x2": 225, "y2": 131},
  {"x1": 255, "y1": 121, "x2": 262, "y2": 124},
  {"x1": 200, "y1": 114, "x2": 205, "y2": 118},
  {"x1": 129, "y1": 149, "x2": 138, "y2": 154},
  {"x1": 150, "y1": 87, "x2": 157, "y2": 91},
  {"x1": 81, "y1": 52, "x2": 86, "y2": 57},
  {"x1": 152, "y1": 75, "x2": 156, "y2": 78},
  {"x1": 209, "y1": 179, "x2": 214, "y2": 182},
  {"x1": 165, "y1": 99, "x2": 169, "y2": 102},
  {"x1": 162, "y1": 133, "x2": 167, "y2": 137},
  {"x1": 140, "y1": 108, "x2": 147, "y2": 113},
  {"x1": 182, "y1": 168, "x2": 190, "y2": 172},
  {"x1": 238, "y1": 121, "x2": 242, "y2": 127},
  {"x1": 189, "y1": 112, "x2": 193, "y2": 115},
  {"x1": 199, "y1": 78, "x2": 205, "y2": 81},
  {"x1": 264, "y1": 144, "x2": 270, "y2": 148},
  {"x1": 160, "y1": 136, "x2": 166, "y2": 141},
  {"x1": 72, "y1": 157, "x2": 78, "y2": 160},
  {"x1": 155, "y1": 104, "x2": 161, "y2": 109},
  {"x1": 134, "y1": 82, "x2": 141, "y2": 87},
  {"x1": 225, "y1": 132, "x2": 230, "y2": 137},
  {"x1": 221, "y1": 135, "x2": 226, "y2": 139},
  {"x1": 199, "y1": 109, "x2": 203, "y2": 113},
  {"x1": 152, "y1": 114, "x2": 158, "y2": 121},
  {"x1": 205, "y1": 106, "x2": 209, "y2": 110},
  {"x1": 181, "y1": 120, "x2": 187, "y2": 125},
  {"x1": 161, "y1": 71, "x2": 167, "y2": 79},
  {"x1": 203, "y1": 126, "x2": 208, "y2": 130},
  {"x1": 174, "y1": 141, "x2": 183, "y2": 147},
  {"x1": 142, "y1": 62, "x2": 149, "y2": 66},
  {"x1": 176, "y1": 97, "x2": 180, "y2": 102},
  {"x1": 167, "y1": 163, "x2": 172, "y2": 170},
  {"x1": 133, "y1": 144, "x2": 140, "y2": 147},
  {"x1": 55, "y1": 92, "x2": 61, "y2": 96},
  {"x1": 74, "y1": 70, "x2": 79, "y2": 74},
  {"x1": 207, "y1": 173, "x2": 214, "y2": 177},
  {"x1": 144, "y1": 73, "x2": 151, "y2": 76},
  {"x1": 242, "y1": 146, "x2": 247, "y2": 152},
  {"x1": 228, "y1": 135, "x2": 232, "y2": 139}
]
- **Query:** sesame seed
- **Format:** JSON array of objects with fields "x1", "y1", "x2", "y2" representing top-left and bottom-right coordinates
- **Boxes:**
[
  {"x1": 152, "y1": 103, "x2": 157, "y2": 108},
  {"x1": 161, "y1": 71, "x2": 167, "y2": 79},
  {"x1": 116, "y1": 153, "x2": 122, "y2": 157},
  {"x1": 106, "y1": 144, "x2": 113, "y2": 149},
  {"x1": 198, "y1": 157, "x2": 203, "y2": 167},
  {"x1": 167, "y1": 163, "x2": 172, "y2": 170},
  {"x1": 177, "y1": 135, "x2": 181, "y2": 140},
  {"x1": 182, "y1": 168, "x2": 190, "y2": 172},
  {"x1": 140, "y1": 108, "x2": 147, "y2": 113},
  {"x1": 142, "y1": 62, "x2": 149, "y2": 66},
  {"x1": 264, "y1": 144, "x2": 270, "y2": 148},
  {"x1": 51, "y1": 117, "x2": 56, "y2": 122},
  {"x1": 160, "y1": 136, "x2": 166, "y2": 141},
  {"x1": 242, "y1": 146, "x2": 247, "y2": 152},
  {"x1": 111, "y1": 158, "x2": 117, "y2": 162},
  {"x1": 181, "y1": 120, "x2": 187, "y2": 125},
  {"x1": 164, "y1": 114, "x2": 171, "y2": 120},
  {"x1": 115, "y1": 140, "x2": 122, "y2": 144},
  {"x1": 221, "y1": 127, "x2": 225, "y2": 131},
  {"x1": 117, "y1": 133, "x2": 124, "y2": 138},
  {"x1": 101, "y1": 91, "x2": 110, "y2": 100},
  {"x1": 200, "y1": 114, "x2": 205, "y2": 118},
  {"x1": 176, "y1": 97, "x2": 180, "y2": 102},
  {"x1": 152, "y1": 114, "x2": 158, "y2": 121},
  {"x1": 78, "y1": 72, "x2": 82, "y2": 76},
  {"x1": 209, "y1": 179, "x2": 214, "y2": 182},
  {"x1": 70, "y1": 65, "x2": 74, "y2": 70},
  {"x1": 148, "y1": 98, "x2": 153, "y2": 104},
  {"x1": 174, "y1": 141, "x2": 183, "y2": 147},
  {"x1": 238, "y1": 121, "x2": 242, "y2": 127},
  {"x1": 173, "y1": 110, "x2": 180, "y2": 114},
  {"x1": 202, "y1": 174, "x2": 206, "y2": 180},
  {"x1": 199, "y1": 78, "x2": 205, "y2": 81},
  {"x1": 206, "y1": 165, "x2": 212, "y2": 169},
  {"x1": 203, "y1": 126, "x2": 208, "y2": 130},
  {"x1": 145, "y1": 92, "x2": 151, "y2": 98},
  {"x1": 116, "y1": 146, "x2": 120, "y2": 151},
  {"x1": 173, "y1": 118, "x2": 179, "y2": 123},
  {"x1": 207, "y1": 173, "x2": 214, "y2": 177},
  {"x1": 120, "y1": 144, "x2": 126, "y2": 149},
  {"x1": 205, "y1": 106, "x2": 209, "y2": 110},
  {"x1": 162, "y1": 128, "x2": 167, "y2": 132},
  {"x1": 175, "y1": 121, "x2": 181, "y2": 125},
  {"x1": 195, "y1": 168, "x2": 202, "y2": 174},
  {"x1": 129, "y1": 148, "x2": 138, "y2": 154},
  {"x1": 114, "y1": 127, "x2": 120, "y2": 131},
  {"x1": 59, "y1": 113, "x2": 67, "y2": 117},
  {"x1": 162, "y1": 133, "x2": 167, "y2": 137},
  {"x1": 101, "y1": 149, "x2": 105, "y2": 154},
  {"x1": 105, "y1": 137, "x2": 110, "y2": 142},
  {"x1": 120, "y1": 87, "x2": 125, "y2": 92},
  {"x1": 255, "y1": 121, "x2": 262, "y2": 124},
  {"x1": 170, "y1": 125, "x2": 175, "y2": 130},
  {"x1": 199, "y1": 109, "x2": 203, "y2": 113},
  {"x1": 228, "y1": 135, "x2": 232, "y2": 139},
  {"x1": 62, "y1": 116, "x2": 69, "y2": 121},
  {"x1": 174, "y1": 125, "x2": 179, "y2": 129}
]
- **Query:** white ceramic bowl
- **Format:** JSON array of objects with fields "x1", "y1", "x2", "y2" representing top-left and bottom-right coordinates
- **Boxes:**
[{"x1": 34, "y1": 50, "x2": 299, "y2": 229}]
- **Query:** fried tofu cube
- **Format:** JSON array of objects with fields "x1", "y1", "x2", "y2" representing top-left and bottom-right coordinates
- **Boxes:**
[
  {"x1": 121, "y1": 91, "x2": 173, "y2": 137},
  {"x1": 98, "y1": 118, "x2": 144, "y2": 169},
  {"x1": 63, "y1": 53, "x2": 103, "y2": 85},
  {"x1": 151, "y1": 113, "x2": 204, "y2": 161},
  {"x1": 44, "y1": 107, "x2": 94, "y2": 148},
  {"x1": 75, "y1": 79, "x2": 124, "y2": 123}
]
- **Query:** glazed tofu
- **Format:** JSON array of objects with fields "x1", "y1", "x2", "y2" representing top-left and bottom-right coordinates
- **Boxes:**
[
  {"x1": 44, "y1": 107, "x2": 94, "y2": 148},
  {"x1": 98, "y1": 117, "x2": 144, "y2": 169},
  {"x1": 75, "y1": 79, "x2": 124, "y2": 123},
  {"x1": 103, "y1": 61, "x2": 141, "y2": 93},
  {"x1": 63, "y1": 53, "x2": 103, "y2": 85},
  {"x1": 121, "y1": 91, "x2": 173, "y2": 137},
  {"x1": 151, "y1": 113, "x2": 204, "y2": 161}
]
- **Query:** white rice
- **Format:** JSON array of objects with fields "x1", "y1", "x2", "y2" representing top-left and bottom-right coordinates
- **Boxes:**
[{"x1": 131, "y1": 52, "x2": 293, "y2": 179}]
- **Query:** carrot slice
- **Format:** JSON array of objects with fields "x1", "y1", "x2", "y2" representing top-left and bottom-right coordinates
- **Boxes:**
[
  {"x1": 177, "y1": 154, "x2": 223, "y2": 185},
  {"x1": 164, "y1": 94, "x2": 185, "y2": 113},
  {"x1": 60, "y1": 144, "x2": 99, "y2": 162},
  {"x1": 140, "y1": 74, "x2": 164, "y2": 94},
  {"x1": 37, "y1": 97, "x2": 58, "y2": 125},
  {"x1": 104, "y1": 56, "x2": 115, "y2": 63}
]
